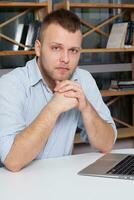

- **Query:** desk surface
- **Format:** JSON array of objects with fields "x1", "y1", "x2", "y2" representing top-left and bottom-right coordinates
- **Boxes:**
[{"x1": 1, "y1": 148, "x2": 134, "y2": 200}]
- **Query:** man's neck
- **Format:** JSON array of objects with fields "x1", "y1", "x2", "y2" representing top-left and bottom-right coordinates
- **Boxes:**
[{"x1": 36, "y1": 57, "x2": 56, "y2": 91}]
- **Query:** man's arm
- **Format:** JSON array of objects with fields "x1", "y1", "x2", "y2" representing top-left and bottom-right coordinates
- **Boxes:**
[
  {"x1": 54, "y1": 80, "x2": 116, "y2": 153},
  {"x1": 80, "y1": 101, "x2": 115, "y2": 153},
  {"x1": 4, "y1": 92, "x2": 77, "y2": 172}
]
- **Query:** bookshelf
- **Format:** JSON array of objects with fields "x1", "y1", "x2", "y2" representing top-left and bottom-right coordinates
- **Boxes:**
[
  {"x1": 54, "y1": 0, "x2": 134, "y2": 141},
  {"x1": 0, "y1": 1, "x2": 52, "y2": 56}
]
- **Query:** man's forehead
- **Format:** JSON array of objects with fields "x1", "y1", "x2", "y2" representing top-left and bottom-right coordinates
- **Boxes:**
[
  {"x1": 44, "y1": 23, "x2": 82, "y2": 36},
  {"x1": 40, "y1": 24, "x2": 82, "y2": 49}
]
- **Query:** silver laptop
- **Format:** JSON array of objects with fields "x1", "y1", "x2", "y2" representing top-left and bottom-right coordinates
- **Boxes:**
[{"x1": 78, "y1": 153, "x2": 134, "y2": 180}]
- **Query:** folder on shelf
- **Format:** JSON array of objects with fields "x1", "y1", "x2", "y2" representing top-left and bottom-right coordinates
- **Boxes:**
[
  {"x1": 13, "y1": 24, "x2": 24, "y2": 50},
  {"x1": 106, "y1": 22, "x2": 128, "y2": 48},
  {"x1": 124, "y1": 21, "x2": 134, "y2": 47},
  {"x1": 25, "y1": 20, "x2": 41, "y2": 50}
]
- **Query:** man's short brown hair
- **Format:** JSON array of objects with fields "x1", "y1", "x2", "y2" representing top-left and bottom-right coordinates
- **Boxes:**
[{"x1": 38, "y1": 8, "x2": 81, "y2": 41}]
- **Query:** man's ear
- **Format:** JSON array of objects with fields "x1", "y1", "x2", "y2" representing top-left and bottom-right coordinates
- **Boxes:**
[{"x1": 35, "y1": 39, "x2": 41, "y2": 57}]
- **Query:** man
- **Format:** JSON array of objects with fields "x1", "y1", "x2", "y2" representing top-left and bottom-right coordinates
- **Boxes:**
[{"x1": 0, "y1": 9, "x2": 117, "y2": 172}]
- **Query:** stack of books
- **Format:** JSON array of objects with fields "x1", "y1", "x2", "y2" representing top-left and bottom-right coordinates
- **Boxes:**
[{"x1": 110, "y1": 80, "x2": 134, "y2": 90}]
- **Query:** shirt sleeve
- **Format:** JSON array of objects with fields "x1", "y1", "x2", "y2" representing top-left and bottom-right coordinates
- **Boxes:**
[
  {"x1": 77, "y1": 70, "x2": 117, "y2": 143},
  {"x1": 0, "y1": 74, "x2": 26, "y2": 163}
]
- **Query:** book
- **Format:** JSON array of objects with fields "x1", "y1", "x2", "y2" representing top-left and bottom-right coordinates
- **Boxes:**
[
  {"x1": 106, "y1": 22, "x2": 128, "y2": 48},
  {"x1": 124, "y1": 21, "x2": 134, "y2": 47},
  {"x1": 118, "y1": 80, "x2": 134, "y2": 86},
  {"x1": 110, "y1": 80, "x2": 134, "y2": 90},
  {"x1": 13, "y1": 24, "x2": 24, "y2": 50},
  {"x1": 19, "y1": 24, "x2": 29, "y2": 50},
  {"x1": 25, "y1": 20, "x2": 41, "y2": 50}
]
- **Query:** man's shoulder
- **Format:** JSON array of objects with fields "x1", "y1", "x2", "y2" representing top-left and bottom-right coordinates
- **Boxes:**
[
  {"x1": 0, "y1": 60, "x2": 34, "y2": 93},
  {"x1": 75, "y1": 68, "x2": 98, "y2": 92},
  {"x1": 76, "y1": 67, "x2": 94, "y2": 80},
  {"x1": 0, "y1": 59, "x2": 35, "y2": 86},
  {"x1": 0, "y1": 66, "x2": 28, "y2": 86}
]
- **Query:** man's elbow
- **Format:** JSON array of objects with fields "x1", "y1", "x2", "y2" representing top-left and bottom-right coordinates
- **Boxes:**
[
  {"x1": 4, "y1": 159, "x2": 23, "y2": 172},
  {"x1": 100, "y1": 139, "x2": 115, "y2": 154},
  {"x1": 100, "y1": 145, "x2": 112, "y2": 154}
]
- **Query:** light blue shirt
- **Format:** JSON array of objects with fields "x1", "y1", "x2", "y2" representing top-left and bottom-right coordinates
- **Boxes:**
[{"x1": 0, "y1": 58, "x2": 117, "y2": 163}]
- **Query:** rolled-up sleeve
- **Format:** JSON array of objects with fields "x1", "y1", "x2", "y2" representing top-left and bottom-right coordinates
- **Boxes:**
[{"x1": 0, "y1": 74, "x2": 26, "y2": 163}]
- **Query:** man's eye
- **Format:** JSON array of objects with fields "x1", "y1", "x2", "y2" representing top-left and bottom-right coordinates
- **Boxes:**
[
  {"x1": 70, "y1": 49, "x2": 79, "y2": 54},
  {"x1": 52, "y1": 46, "x2": 61, "y2": 51}
]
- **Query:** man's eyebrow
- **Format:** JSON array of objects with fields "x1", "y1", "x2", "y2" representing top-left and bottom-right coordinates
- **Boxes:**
[
  {"x1": 51, "y1": 42, "x2": 80, "y2": 48},
  {"x1": 69, "y1": 47, "x2": 81, "y2": 50},
  {"x1": 50, "y1": 42, "x2": 63, "y2": 46}
]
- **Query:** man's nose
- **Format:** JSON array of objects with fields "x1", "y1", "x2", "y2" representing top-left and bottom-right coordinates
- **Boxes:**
[{"x1": 60, "y1": 50, "x2": 69, "y2": 64}]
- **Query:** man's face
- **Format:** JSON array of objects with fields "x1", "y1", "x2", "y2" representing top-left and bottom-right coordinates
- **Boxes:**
[{"x1": 35, "y1": 24, "x2": 82, "y2": 87}]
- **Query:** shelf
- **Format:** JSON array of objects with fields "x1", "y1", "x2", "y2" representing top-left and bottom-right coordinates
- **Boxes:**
[
  {"x1": 81, "y1": 48, "x2": 134, "y2": 53},
  {"x1": 101, "y1": 90, "x2": 134, "y2": 97},
  {"x1": 0, "y1": 2, "x2": 49, "y2": 8},
  {"x1": 74, "y1": 133, "x2": 83, "y2": 144},
  {"x1": 118, "y1": 127, "x2": 134, "y2": 139},
  {"x1": 0, "y1": 1, "x2": 52, "y2": 15},
  {"x1": 55, "y1": 2, "x2": 134, "y2": 10},
  {"x1": 65, "y1": 2, "x2": 134, "y2": 9},
  {"x1": 1, "y1": 48, "x2": 134, "y2": 56},
  {"x1": 0, "y1": 50, "x2": 35, "y2": 56}
]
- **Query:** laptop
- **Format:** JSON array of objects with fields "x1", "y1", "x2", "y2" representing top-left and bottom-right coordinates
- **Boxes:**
[{"x1": 78, "y1": 153, "x2": 134, "y2": 180}]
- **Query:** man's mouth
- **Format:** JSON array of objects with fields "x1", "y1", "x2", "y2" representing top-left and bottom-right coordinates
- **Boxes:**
[{"x1": 56, "y1": 67, "x2": 69, "y2": 73}]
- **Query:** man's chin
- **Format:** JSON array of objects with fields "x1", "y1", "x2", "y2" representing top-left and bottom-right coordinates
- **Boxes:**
[{"x1": 55, "y1": 75, "x2": 72, "y2": 81}]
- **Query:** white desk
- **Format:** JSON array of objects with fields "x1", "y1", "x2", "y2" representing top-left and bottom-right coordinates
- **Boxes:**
[{"x1": 0, "y1": 149, "x2": 134, "y2": 200}]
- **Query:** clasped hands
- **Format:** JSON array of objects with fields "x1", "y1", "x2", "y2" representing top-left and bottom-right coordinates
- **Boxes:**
[{"x1": 51, "y1": 80, "x2": 88, "y2": 113}]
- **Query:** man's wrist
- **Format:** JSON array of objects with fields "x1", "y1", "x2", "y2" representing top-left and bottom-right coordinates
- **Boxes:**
[
  {"x1": 80, "y1": 100, "x2": 90, "y2": 113},
  {"x1": 47, "y1": 101, "x2": 62, "y2": 117}
]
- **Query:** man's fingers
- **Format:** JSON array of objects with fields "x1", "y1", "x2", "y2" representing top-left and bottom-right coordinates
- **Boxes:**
[
  {"x1": 64, "y1": 90, "x2": 81, "y2": 99},
  {"x1": 54, "y1": 81, "x2": 80, "y2": 92},
  {"x1": 59, "y1": 85, "x2": 81, "y2": 93}
]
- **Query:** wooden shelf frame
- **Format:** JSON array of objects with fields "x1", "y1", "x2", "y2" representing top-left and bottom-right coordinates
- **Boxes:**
[
  {"x1": 81, "y1": 48, "x2": 134, "y2": 53},
  {"x1": 101, "y1": 89, "x2": 134, "y2": 140},
  {"x1": 0, "y1": 2, "x2": 52, "y2": 11},
  {"x1": 101, "y1": 90, "x2": 134, "y2": 130},
  {"x1": 0, "y1": 50, "x2": 35, "y2": 56},
  {"x1": 55, "y1": 2, "x2": 134, "y2": 10},
  {"x1": 0, "y1": 1, "x2": 52, "y2": 56},
  {"x1": 101, "y1": 89, "x2": 134, "y2": 97},
  {"x1": 1, "y1": 47, "x2": 134, "y2": 56}
]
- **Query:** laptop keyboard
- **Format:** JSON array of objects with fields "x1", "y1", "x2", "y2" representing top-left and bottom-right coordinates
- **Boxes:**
[{"x1": 107, "y1": 155, "x2": 134, "y2": 175}]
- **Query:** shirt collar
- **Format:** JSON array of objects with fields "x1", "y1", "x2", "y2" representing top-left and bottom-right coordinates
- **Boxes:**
[
  {"x1": 27, "y1": 57, "x2": 42, "y2": 87},
  {"x1": 70, "y1": 69, "x2": 79, "y2": 82}
]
